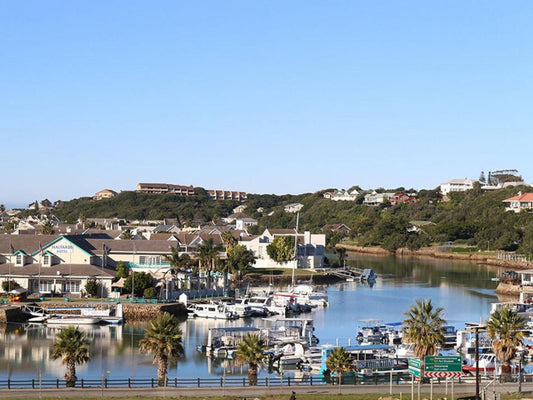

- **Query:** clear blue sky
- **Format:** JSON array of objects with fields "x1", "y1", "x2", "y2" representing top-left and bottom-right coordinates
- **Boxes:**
[{"x1": 2, "y1": 1, "x2": 532, "y2": 208}]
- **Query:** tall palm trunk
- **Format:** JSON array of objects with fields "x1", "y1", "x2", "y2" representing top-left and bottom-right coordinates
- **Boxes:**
[
  {"x1": 65, "y1": 360, "x2": 76, "y2": 387},
  {"x1": 157, "y1": 355, "x2": 168, "y2": 386},
  {"x1": 248, "y1": 363, "x2": 258, "y2": 386}
]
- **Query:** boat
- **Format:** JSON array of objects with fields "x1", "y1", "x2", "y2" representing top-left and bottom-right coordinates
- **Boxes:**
[
  {"x1": 203, "y1": 326, "x2": 263, "y2": 358},
  {"x1": 455, "y1": 328, "x2": 493, "y2": 354},
  {"x1": 289, "y1": 283, "x2": 329, "y2": 307},
  {"x1": 462, "y1": 353, "x2": 496, "y2": 372},
  {"x1": 263, "y1": 317, "x2": 319, "y2": 347},
  {"x1": 356, "y1": 319, "x2": 386, "y2": 345},
  {"x1": 46, "y1": 316, "x2": 103, "y2": 325},
  {"x1": 318, "y1": 343, "x2": 399, "y2": 377},
  {"x1": 221, "y1": 299, "x2": 254, "y2": 318},
  {"x1": 360, "y1": 269, "x2": 377, "y2": 282},
  {"x1": 272, "y1": 292, "x2": 311, "y2": 314},
  {"x1": 187, "y1": 302, "x2": 239, "y2": 319},
  {"x1": 442, "y1": 325, "x2": 457, "y2": 347},
  {"x1": 269, "y1": 342, "x2": 306, "y2": 368}
]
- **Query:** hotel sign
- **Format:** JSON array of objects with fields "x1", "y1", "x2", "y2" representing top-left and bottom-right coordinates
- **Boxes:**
[{"x1": 51, "y1": 244, "x2": 74, "y2": 254}]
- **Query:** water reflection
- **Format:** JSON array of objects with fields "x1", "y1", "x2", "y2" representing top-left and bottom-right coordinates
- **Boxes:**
[{"x1": 0, "y1": 254, "x2": 502, "y2": 381}]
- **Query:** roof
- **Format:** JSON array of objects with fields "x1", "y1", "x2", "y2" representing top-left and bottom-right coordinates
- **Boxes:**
[
  {"x1": 266, "y1": 229, "x2": 296, "y2": 235},
  {"x1": 441, "y1": 178, "x2": 477, "y2": 185},
  {"x1": 503, "y1": 193, "x2": 533, "y2": 202},
  {"x1": 0, "y1": 263, "x2": 115, "y2": 278},
  {"x1": 0, "y1": 235, "x2": 60, "y2": 254}
]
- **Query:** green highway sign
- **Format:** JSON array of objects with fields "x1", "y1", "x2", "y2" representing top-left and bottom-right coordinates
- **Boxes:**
[
  {"x1": 408, "y1": 358, "x2": 422, "y2": 377},
  {"x1": 424, "y1": 356, "x2": 462, "y2": 372}
]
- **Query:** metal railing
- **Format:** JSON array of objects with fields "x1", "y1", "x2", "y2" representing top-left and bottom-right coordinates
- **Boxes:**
[
  {"x1": 0, "y1": 373, "x2": 416, "y2": 389},
  {"x1": 0, "y1": 373, "x2": 530, "y2": 390}
]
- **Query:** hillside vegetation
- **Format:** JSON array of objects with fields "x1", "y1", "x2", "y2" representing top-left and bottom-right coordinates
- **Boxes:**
[{"x1": 50, "y1": 186, "x2": 533, "y2": 256}]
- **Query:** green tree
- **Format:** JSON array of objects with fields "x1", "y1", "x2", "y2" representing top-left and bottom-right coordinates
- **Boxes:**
[
  {"x1": 2, "y1": 280, "x2": 20, "y2": 292},
  {"x1": 84, "y1": 277, "x2": 99, "y2": 297},
  {"x1": 124, "y1": 271, "x2": 154, "y2": 297},
  {"x1": 235, "y1": 333, "x2": 268, "y2": 385},
  {"x1": 487, "y1": 307, "x2": 527, "y2": 375},
  {"x1": 144, "y1": 287, "x2": 158, "y2": 299},
  {"x1": 50, "y1": 326, "x2": 90, "y2": 387},
  {"x1": 115, "y1": 261, "x2": 130, "y2": 280},
  {"x1": 266, "y1": 236, "x2": 295, "y2": 262},
  {"x1": 402, "y1": 299, "x2": 446, "y2": 359},
  {"x1": 40, "y1": 221, "x2": 55, "y2": 235},
  {"x1": 139, "y1": 312, "x2": 184, "y2": 386},
  {"x1": 225, "y1": 245, "x2": 256, "y2": 281},
  {"x1": 335, "y1": 247, "x2": 347, "y2": 267},
  {"x1": 325, "y1": 347, "x2": 353, "y2": 385}
]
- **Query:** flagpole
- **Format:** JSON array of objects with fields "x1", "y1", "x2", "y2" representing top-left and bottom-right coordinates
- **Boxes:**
[{"x1": 101, "y1": 244, "x2": 105, "y2": 301}]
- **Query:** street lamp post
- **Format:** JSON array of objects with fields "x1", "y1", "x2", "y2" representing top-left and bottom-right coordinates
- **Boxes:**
[{"x1": 466, "y1": 324, "x2": 487, "y2": 400}]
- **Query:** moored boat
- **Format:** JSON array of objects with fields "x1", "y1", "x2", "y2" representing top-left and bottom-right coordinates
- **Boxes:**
[{"x1": 188, "y1": 302, "x2": 238, "y2": 319}]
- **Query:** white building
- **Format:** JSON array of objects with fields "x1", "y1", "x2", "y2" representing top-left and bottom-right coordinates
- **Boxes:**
[
  {"x1": 363, "y1": 191, "x2": 395, "y2": 206},
  {"x1": 502, "y1": 192, "x2": 533, "y2": 213},
  {"x1": 240, "y1": 228, "x2": 325, "y2": 269},
  {"x1": 440, "y1": 178, "x2": 477, "y2": 196},
  {"x1": 323, "y1": 189, "x2": 359, "y2": 201},
  {"x1": 284, "y1": 203, "x2": 304, "y2": 213}
]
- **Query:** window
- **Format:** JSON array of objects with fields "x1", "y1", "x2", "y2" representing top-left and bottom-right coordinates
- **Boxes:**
[
  {"x1": 40, "y1": 280, "x2": 54, "y2": 292},
  {"x1": 43, "y1": 255, "x2": 50, "y2": 266},
  {"x1": 15, "y1": 254, "x2": 23, "y2": 266},
  {"x1": 63, "y1": 280, "x2": 81, "y2": 293},
  {"x1": 139, "y1": 255, "x2": 163, "y2": 265}
]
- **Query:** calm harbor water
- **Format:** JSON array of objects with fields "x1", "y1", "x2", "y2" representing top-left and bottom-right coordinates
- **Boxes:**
[{"x1": 0, "y1": 254, "x2": 503, "y2": 381}]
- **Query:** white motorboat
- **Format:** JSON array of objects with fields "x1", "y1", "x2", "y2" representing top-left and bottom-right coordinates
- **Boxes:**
[
  {"x1": 188, "y1": 302, "x2": 238, "y2": 319},
  {"x1": 46, "y1": 316, "x2": 103, "y2": 325},
  {"x1": 289, "y1": 283, "x2": 329, "y2": 307}
]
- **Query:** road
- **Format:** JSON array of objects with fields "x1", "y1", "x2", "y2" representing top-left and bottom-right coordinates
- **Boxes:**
[{"x1": 0, "y1": 381, "x2": 531, "y2": 399}]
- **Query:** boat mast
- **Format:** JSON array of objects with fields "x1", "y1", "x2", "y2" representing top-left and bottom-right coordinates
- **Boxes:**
[{"x1": 292, "y1": 212, "x2": 299, "y2": 286}]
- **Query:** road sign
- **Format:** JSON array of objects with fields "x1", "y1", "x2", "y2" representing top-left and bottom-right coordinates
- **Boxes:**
[
  {"x1": 408, "y1": 358, "x2": 422, "y2": 377},
  {"x1": 424, "y1": 356, "x2": 462, "y2": 378},
  {"x1": 424, "y1": 371, "x2": 462, "y2": 378}
]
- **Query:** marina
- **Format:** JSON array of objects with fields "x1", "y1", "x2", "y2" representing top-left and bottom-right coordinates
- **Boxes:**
[{"x1": 0, "y1": 254, "x2": 507, "y2": 382}]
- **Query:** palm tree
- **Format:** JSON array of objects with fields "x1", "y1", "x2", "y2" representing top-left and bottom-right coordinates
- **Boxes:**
[
  {"x1": 139, "y1": 312, "x2": 184, "y2": 386},
  {"x1": 197, "y1": 238, "x2": 224, "y2": 272},
  {"x1": 235, "y1": 333, "x2": 268, "y2": 385},
  {"x1": 325, "y1": 347, "x2": 353, "y2": 385},
  {"x1": 50, "y1": 326, "x2": 90, "y2": 387},
  {"x1": 163, "y1": 247, "x2": 194, "y2": 275},
  {"x1": 221, "y1": 230, "x2": 237, "y2": 249},
  {"x1": 402, "y1": 299, "x2": 446, "y2": 359},
  {"x1": 487, "y1": 307, "x2": 527, "y2": 375}
]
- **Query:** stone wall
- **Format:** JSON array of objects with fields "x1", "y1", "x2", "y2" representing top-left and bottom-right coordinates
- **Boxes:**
[
  {"x1": 39, "y1": 301, "x2": 188, "y2": 321},
  {"x1": 0, "y1": 305, "x2": 27, "y2": 323}
]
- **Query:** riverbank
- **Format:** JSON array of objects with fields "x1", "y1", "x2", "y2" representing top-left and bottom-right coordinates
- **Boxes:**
[{"x1": 337, "y1": 244, "x2": 533, "y2": 271}]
